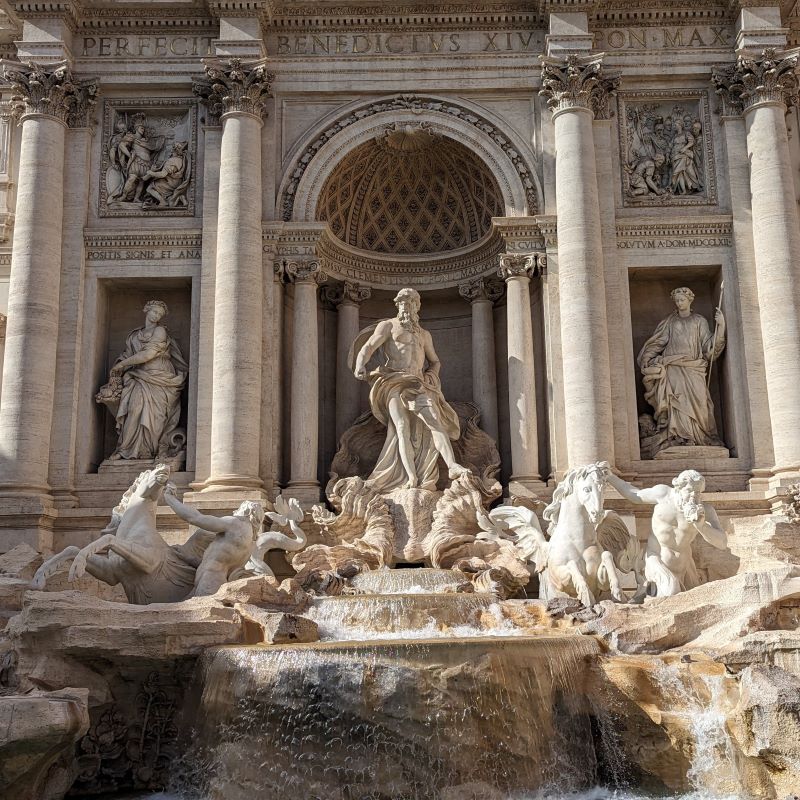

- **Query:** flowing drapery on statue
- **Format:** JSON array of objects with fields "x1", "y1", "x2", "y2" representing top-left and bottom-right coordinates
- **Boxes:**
[
  {"x1": 637, "y1": 287, "x2": 725, "y2": 458},
  {"x1": 350, "y1": 288, "x2": 468, "y2": 492},
  {"x1": 96, "y1": 300, "x2": 188, "y2": 461}
]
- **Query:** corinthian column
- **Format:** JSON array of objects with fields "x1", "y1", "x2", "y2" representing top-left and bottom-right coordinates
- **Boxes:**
[
  {"x1": 499, "y1": 254, "x2": 544, "y2": 489},
  {"x1": 713, "y1": 49, "x2": 800, "y2": 481},
  {"x1": 540, "y1": 54, "x2": 618, "y2": 468},
  {"x1": 459, "y1": 277, "x2": 503, "y2": 443},
  {"x1": 0, "y1": 62, "x2": 96, "y2": 497},
  {"x1": 327, "y1": 281, "x2": 371, "y2": 441},
  {"x1": 286, "y1": 260, "x2": 324, "y2": 503},
  {"x1": 194, "y1": 58, "x2": 273, "y2": 494}
]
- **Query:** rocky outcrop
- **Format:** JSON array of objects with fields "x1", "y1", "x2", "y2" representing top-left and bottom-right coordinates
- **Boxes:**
[
  {"x1": 581, "y1": 566, "x2": 800, "y2": 654},
  {"x1": 0, "y1": 689, "x2": 89, "y2": 800}
]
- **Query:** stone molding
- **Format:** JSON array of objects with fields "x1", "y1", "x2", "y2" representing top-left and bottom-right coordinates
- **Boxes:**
[
  {"x1": 498, "y1": 252, "x2": 544, "y2": 280},
  {"x1": 615, "y1": 218, "x2": 732, "y2": 241},
  {"x1": 712, "y1": 48, "x2": 800, "y2": 115},
  {"x1": 193, "y1": 57, "x2": 274, "y2": 122},
  {"x1": 539, "y1": 53, "x2": 619, "y2": 119},
  {"x1": 279, "y1": 94, "x2": 539, "y2": 221},
  {"x1": 3, "y1": 61, "x2": 98, "y2": 127},
  {"x1": 458, "y1": 276, "x2": 504, "y2": 304}
]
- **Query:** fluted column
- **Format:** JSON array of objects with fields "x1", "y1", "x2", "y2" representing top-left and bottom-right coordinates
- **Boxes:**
[
  {"x1": 328, "y1": 281, "x2": 370, "y2": 441},
  {"x1": 194, "y1": 58, "x2": 273, "y2": 493},
  {"x1": 286, "y1": 259, "x2": 324, "y2": 503},
  {"x1": 540, "y1": 54, "x2": 617, "y2": 468},
  {"x1": 459, "y1": 277, "x2": 502, "y2": 443},
  {"x1": 714, "y1": 49, "x2": 800, "y2": 480},
  {"x1": 499, "y1": 254, "x2": 543, "y2": 488},
  {"x1": 0, "y1": 62, "x2": 96, "y2": 497}
]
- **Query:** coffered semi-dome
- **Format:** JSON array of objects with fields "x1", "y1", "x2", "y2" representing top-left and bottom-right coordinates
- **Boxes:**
[{"x1": 317, "y1": 126, "x2": 504, "y2": 255}]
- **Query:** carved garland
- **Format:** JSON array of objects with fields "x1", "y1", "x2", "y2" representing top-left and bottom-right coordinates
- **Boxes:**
[{"x1": 280, "y1": 94, "x2": 538, "y2": 221}]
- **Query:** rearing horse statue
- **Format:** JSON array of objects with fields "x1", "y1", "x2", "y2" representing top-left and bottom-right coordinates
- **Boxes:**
[
  {"x1": 541, "y1": 462, "x2": 641, "y2": 606},
  {"x1": 31, "y1": 464, "x2": 214, "y2": 604}
]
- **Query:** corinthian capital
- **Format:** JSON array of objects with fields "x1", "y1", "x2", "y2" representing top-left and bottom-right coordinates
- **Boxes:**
[
  {"x1": 498, "y1": 253, "x2": 543, "y2": 281},
  {"x1": 286, "y1": 259, "x2": 325, "y2": 285},
  {"x1": 193, "y1": 57, "x2": 274, "y2": 122},
  {"x1": 539, "y1": 54, "x2": 619, "y2": 119},
  {"x1": 712, "y1": 48, "x2": 800, "y2": 115},
  {"x1": 459, "y1": 277, "x2": 504, "y2": 304},
  {"x1": 3, "y1": 61, "x2": 98, "y2": 127}
]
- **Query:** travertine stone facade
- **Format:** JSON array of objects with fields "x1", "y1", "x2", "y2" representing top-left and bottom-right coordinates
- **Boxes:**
[{"x1": 0, "y1": 1, "x2": 799, "y2": 548}]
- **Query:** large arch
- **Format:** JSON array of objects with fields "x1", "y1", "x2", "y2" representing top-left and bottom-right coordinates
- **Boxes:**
[{"x1": 278, "y1": 94, "x2": 541, "y2": 223}]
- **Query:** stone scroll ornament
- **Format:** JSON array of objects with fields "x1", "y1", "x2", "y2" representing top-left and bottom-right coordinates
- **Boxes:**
[{"x1": 95, "y1": 300, "x2": 188, "y2": 465}]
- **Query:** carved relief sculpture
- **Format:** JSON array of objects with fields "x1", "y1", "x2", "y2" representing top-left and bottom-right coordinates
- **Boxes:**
[
  {"x1": 618, "y1": 92, "x2": 716, "y2": 207},
  {"x1": 637, "y1": 287, "x2": 725, "y2": 459},
  {"x1": 352, "y1": 287, "x2": 470, "y2": 491},
  {"x1": 101, "y1": 101, "x2": 196, "y2": 216},
  {"x1": 96, "y1": 300, "x2": 188, "y2": 465}
]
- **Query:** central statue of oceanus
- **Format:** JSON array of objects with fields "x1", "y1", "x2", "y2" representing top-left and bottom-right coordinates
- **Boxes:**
[{"x1": 351, "y1": 287, "x2": 470, "y2": 492}]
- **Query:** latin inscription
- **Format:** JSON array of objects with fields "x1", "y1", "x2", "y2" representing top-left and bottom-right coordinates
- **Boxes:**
[
  {"x1": 617, "y1": 238, "x2": 731, "y2": 250},
  {"x1": 81, "y1": 36, "x2": 215, "y2": 58},
  {"x1": 86, "y1": 249, "x2": 201, "y2": 261},
  {"x1": 595, "y1": 26, "x2": 733, "y2": 50}
]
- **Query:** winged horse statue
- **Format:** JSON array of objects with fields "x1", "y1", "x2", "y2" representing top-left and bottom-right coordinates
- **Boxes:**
[{"x1": 478, "y1": 462, "x2": 643, "y2": 607}]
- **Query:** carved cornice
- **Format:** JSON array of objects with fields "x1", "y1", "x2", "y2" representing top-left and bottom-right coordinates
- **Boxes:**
[
  {"x1": 84, "y1": 230, "x2": 202, "y2": 250},
  {"x1": 285, "y1": 258, "x2": 326, "y2": 284},
  {"x1": 280, "y1": 94, "x2": 538, "y2": 221},
  {"x1": 498, "y1": 252, "x2": 544, "y2": 281},
  {"x1": 458, "y1": 276, "x2": 504, "y2": 304},
  {"x1": 193, "y1": 57, "x2": 274, "y2": 122},
  {"x1": 712, "y1": 48, "x2": 800, "y2": 115},
  {"x1": 539, "y1": 53, "x2": 619, "y2": 119},
  {"x1": 3, "y1": 61, "x2": 98, "y2": 127}
]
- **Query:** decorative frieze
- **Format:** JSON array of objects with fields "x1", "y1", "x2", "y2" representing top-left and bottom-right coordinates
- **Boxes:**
[
  {"x1": 3, "y1": 61, "x2": 98, "y2": 127},
  {"x1": 193, "y1": 58, "x2": 274, "y2": 122},
  {"x1": 618, "y1": 91, "x2": 717, "y2": 208},
  {"x1": 84, "y1": 231, "x2": 202, "y2": 262},
  {"x1": 539, "y1": 54, "x2": 619, "y2": 119},
  {"x1": 615, "y1": 219, "x2": 732, "y2": 250},
  {"x1": 712, "y1": 48, "x2": 800, "y2": 116},
  {"x1": 100, "y1": 100, "x2": 197, "y2": 218}
]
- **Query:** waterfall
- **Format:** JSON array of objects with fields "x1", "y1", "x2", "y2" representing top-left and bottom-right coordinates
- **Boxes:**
[{"x1": 172, "y1": 637, "x2": 602, "y2": 800}]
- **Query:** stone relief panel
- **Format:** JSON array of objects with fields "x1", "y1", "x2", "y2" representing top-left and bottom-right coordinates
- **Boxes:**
[
  {"x1": 100, "y1": 100, "x2": 197, "y2": 217},
  {"x1": 618, "y1": 91, "x2": 716, "y2": 208}
]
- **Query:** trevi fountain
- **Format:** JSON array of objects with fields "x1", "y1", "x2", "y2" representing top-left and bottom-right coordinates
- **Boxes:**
[{"x1": 2, "y1": 2, "x2": 800, "y2": 800}]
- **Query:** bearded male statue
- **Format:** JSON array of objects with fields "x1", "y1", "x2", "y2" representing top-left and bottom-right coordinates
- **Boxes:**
[
  {"x1": 637, "y1": 286, "x2": 725, "y2": 458},
  {"x1": 351, "y1": 288, "x2": 470, "y2": 492},
  {"x1": 607, "y1": 468, "x2": 727, "y2": 596}
]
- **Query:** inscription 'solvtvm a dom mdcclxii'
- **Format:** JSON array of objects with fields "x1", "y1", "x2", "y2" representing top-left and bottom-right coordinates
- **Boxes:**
[{"x1": 5, "y1": 1, "x2": 800, "y2": 797}]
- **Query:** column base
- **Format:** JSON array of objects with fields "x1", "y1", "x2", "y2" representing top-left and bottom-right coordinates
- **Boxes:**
[
  {"x1": 284, "y1": 481, "x2": 321, "y2": 507},
  {"x1": 0, "y1": 493, "x2": 56, "y2": 553},
  {"x1": 185, "y1": 473, "x2": 268, "y2": 509},
  {"x1": 763, "y1": 465, "x2": 800, "y2": 492}
]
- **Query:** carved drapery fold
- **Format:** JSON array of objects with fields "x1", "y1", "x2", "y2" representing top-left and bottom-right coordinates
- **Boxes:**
[
  {"x1": 458, "y1": 277, "x2": 504, "y2": 304},
  {"x1": 712, "y1": 48, "x2": 800, "y2": 116},
  {"x1": 539, "y1": 54, "x2": 619, "y2": 119},
  {"x1": 193, "y1": 57, "x2": 274, "y2": 122},
  {"x1": 498, "y1": 253, "x2": 544, "y2": 281},
  {"x1": 3, "y1": 61, "x2": 98, "y2": 127}
]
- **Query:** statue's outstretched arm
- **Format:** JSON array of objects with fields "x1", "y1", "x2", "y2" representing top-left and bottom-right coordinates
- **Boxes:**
[
  {"x1": 607, "y1": 472, "x2": 666, "y2": 505},
  {"x1": 164, "y1": 487, "x2": 229, "y2": 534},
  {"x1": 696, "y1": 504, "x2": 727, "y2": 550}
]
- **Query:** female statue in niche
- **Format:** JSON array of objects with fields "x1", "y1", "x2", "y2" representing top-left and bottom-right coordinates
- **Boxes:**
[
  {"x1": 637, "y1": 286, "x2": 725, "y2": 459},
  {"x1": 96, "y1": 300, "x2": 188, "y2": 462}
]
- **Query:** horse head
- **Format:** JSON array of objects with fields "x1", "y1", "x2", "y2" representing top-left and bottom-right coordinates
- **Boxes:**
[
  {"x1": 132, "y1": 463, "x2": 171, "y2": 501},
  {"x1": 544, "y1": 461, "x2": 611, "y2": 530}
]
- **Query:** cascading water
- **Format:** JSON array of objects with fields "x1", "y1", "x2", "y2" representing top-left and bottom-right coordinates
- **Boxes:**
[{"x1": 173, "y1": 636, "x2": 602, "y2": 800}]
